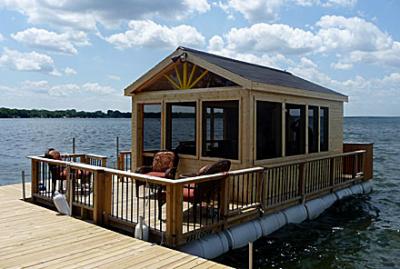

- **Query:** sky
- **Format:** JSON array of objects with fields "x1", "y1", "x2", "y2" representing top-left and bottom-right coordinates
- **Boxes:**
[{"x1": 0, "y1": 0, "x2": 399, "y2": 116}]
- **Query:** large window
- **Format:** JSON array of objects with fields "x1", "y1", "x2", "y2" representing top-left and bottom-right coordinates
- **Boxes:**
[
  {"x1": 286, "y1": 104, "x2": 306, "y2": 156},
  {"x1": 143, "y1": 104, "x2": 161, "y2": 151},
  {"x1": 166, "y1": 102, "x2": 196, "y2": 155},
  {"x1": 256, "y1": 101, "x2": 282, "y2": 159},
  {"x1": 308, "y1": 106, "x2": 319, "y2": 153},
  {"x1": 202, "y1": 100, "x2": 239, "y2": 159},
  {"x1": 320, "y1": 107, "x2": 329, "y2": 151}
]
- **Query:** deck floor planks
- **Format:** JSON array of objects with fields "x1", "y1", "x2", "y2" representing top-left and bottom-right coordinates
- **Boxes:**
[{"x1": 0, "y1": 183, "x2": 230, "y2": 269}]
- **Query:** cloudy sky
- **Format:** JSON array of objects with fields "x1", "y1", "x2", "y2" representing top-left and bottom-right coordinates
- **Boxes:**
[{"x1": 0, "y1": 0, "x2": 399, "y2": 115}]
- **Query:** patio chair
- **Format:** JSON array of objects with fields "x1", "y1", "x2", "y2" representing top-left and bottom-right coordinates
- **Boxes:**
[
  {"x1": 135, "y1": 150, "x2": 179, "y2": 192},
  {"x1": 181, "y1": 159, "x2": 231, "y2": 220}
]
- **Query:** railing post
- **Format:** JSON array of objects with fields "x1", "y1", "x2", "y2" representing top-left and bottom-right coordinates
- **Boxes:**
[
  {"x1": 165, "y1": 183, "x2": 183, "y2": 247},
  {"x1": 102, "y1": 172, "x2": 113, "y2": 226},
  {"x1": 31, "y1": 159, "x2": 39, "y2": 198},
  {"x1": 352, "y1": 154, "x2": 358, "y2": 179},
  {"x1": 93, "y1": 170, "x2": 105, "y2": 225},
  {"x1": 329, "y1": 157, "x2": 335, "y2": 191},
  {"x1": 220, "y1": 175, "x2": 230, "y2": 218},
  {"x1": 66, "y1": 166, "x2": 73, "y2": 214},
  {"x1": 298, "y1": 163, "x2": 305, "y2": 203},
  {"x1": 360, "y1": 152, "x2": 366, "y2": 179},
  {"x1": 101, "y1": 157, "x2": 107, "y2": 167},
  {"x1": 118, "y1": 153, "x2": 124, "y2": 170}
]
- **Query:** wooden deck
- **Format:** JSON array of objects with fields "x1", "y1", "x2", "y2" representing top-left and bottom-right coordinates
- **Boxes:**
[{"x1": 0, "y1": 183, "x2": 230, "y2": 269}]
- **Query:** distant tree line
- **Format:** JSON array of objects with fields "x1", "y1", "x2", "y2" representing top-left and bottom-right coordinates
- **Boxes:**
[
  {"x1": 0, "y1": 108, "x2": 224, "y2": 119},
  {"x1": 0, "y1": 108, "x2": 131, "y2": 118}
]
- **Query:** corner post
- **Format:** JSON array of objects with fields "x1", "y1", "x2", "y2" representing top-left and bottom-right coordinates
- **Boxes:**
[
  {"x1": 93, "y1": 169, "x2": 105, "y2": 225},
  {"x1": 165, "y1": 183, "x2": 183, "y2": 247},
  {"x1": 31, "y1": 159, "x2": 39, "y2": 198}
]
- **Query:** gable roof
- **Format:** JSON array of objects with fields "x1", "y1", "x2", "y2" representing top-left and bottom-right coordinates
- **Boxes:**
[
  {"x1": 124, "y1": 46, "x2": 347, "y2": 101},
  {"x1": 179, "y1": 47, "x2": 345, "y2": 98}
]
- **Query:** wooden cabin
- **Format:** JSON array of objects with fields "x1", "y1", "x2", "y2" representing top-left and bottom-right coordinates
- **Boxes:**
[
  {"x1": 28, "y1": 47, "x2": 372, "y2": 248},
  {"x1": 124, "y1": 47, "x2": 348, "y2": 174}
]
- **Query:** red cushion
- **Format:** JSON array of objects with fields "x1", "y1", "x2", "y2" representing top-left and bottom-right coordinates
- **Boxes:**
[
  {"x1": 183, "y1": 184, "x2": 196, "y2": 201},
  {"x1": 146, "y1": 171, "x2": 166, "y2": 178}
]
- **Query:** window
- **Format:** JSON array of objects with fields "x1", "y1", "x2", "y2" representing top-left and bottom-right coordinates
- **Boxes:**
[
  {"x1": 308, "y1": 106, "x2": 319, "y2": 153},
  {"x1": 202, "y1": 100, "x2": 239, "y2": 159},
  {"x1": 286, "y1": 104, "x2": 306, "y2": 156},
  {"x1": 143, "y1": 104, "x2": 161, "y2": 151},
  {"x1": 320, "y1": 107, "x2": 329, "y2": 151},
  {"x1": 166, "y1": 102, "x2": 196, "y2": 155},
  {"x1": 256, "y1": 101, "x2": 282, "y2": 159}
]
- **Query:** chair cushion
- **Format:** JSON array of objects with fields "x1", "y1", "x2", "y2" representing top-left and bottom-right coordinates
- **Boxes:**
[
  {"x1": 146, "y1": 171, "x2": 166, "y2": 178},
  {"x1": 197, "y1": 160, "x2": 231, "y2": 175},
  {"x1": 152, "y1": 151, "x2": 176, "y2": 172}
]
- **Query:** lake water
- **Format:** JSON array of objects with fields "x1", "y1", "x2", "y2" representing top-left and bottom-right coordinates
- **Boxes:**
[{"x1": 0, "y1": 117, "x2": 399, "y2": 268}]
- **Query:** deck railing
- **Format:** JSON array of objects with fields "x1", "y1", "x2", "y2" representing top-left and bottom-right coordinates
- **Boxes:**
[
  {"x1": 29, "y1": 145, "x2": 372, "y2": 247},
  {"x1": 117, "y1": 151, "x2": 132, "y2": 171}
]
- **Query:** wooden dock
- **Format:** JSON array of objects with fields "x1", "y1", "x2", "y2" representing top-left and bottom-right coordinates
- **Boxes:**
[{"x1": 0, "y1": 183, "x2": 229, "y2": 269}]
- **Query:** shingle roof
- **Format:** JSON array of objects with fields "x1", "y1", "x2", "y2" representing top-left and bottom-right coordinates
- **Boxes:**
[{"x1": 179, "y1": 46, "x2": 345, "y2": 97}]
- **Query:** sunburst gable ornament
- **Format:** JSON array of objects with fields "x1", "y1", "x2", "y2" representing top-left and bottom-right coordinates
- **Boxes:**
[{"x1": 164, "y1": 62, "x2": 208, "y2": 90}]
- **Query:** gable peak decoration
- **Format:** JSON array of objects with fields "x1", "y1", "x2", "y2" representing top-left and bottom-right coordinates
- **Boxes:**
[{"x1": 164, "y1": 62, "x2": 208, "y2": 90}]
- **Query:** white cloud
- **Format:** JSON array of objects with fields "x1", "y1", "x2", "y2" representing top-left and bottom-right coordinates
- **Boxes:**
[
  {"x1": 81, "y1": 83, "x2": 116, "y2": 95},
  {"x1": 106, "y1": 20, "x2": 205, "y2": 49},
  {"x1": 220, "y1": 0, "x2": 284, "y2": 22},
  {"x1": 347, "y1": 41, "x2": 400, "y2": 68},
  {"x1": 219, "y1": 0, "x2": 357, "y2": 22},
  {"x1": 21, "y1": 80, "x2": 49, "y2": 89},
  {"x1": 64, "y1": 67, "x2": 77, "y2": 76},
  {"x1": 331, "y1": 62, "x2": 353, "y2": 70},
  {"x1": 108, "y1": 74, "x2": 121, "y2": 81},
  {"x1": 212, "y1": 23, "x2": 321, "y2": 55},
  {"x1": 316, "y1": 15, "x2": 392, "y2": 52},
  {"x1": 0, "y1": 48, "x2": 60, "y2": 75},
  {"x1": 0, "y1": 33, "x2": 4, "y2": 41},
  {"x1": 322, "y1": 0, "x2": 357, "y2": 8},
  {"x1": 19, "y1": 81, "x2": 118, "y2": 97},
  {"x1": 0, "y1": 0, "x2": 211, "y2": 31},
  {"x1": 11, "y1": 28, "x2": 90, "y2": 55},
  {"x1": 208, "y1": 15, "x2": 400, "y2": 70}
]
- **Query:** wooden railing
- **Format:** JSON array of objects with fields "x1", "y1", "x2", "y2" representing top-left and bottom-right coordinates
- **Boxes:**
[
  {"x1": 28, "y1": 147, "x2": 371, "y2": 247},
  {"x1": 262, "y1": 150, "x2": 365, "y2": 213},
  {"x1": 117, "y1": 151, "x2": 132, "y2": 171}
]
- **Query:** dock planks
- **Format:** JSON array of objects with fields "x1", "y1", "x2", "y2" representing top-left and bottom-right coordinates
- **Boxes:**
[{"x1": 0, "y1": 184, "x2": 230, "y2": 269}]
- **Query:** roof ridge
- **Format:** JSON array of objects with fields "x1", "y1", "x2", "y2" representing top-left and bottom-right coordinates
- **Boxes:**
[{"x1": 178, "y1": 46, "x2": 292, "y2": 76}]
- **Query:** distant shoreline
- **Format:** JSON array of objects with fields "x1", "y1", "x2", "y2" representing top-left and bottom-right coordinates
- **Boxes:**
[
  {"x1": 0, "y1": 107, "x2": 131, "y2": 118},
  {"x1": 0, "y1": 108, "x2": 195, "y2": 118},
  {"x1": 1, "y1": 107, "x2": 398, "y2": 118}
]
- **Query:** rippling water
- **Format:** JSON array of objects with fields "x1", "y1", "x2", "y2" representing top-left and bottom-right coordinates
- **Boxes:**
[
  {"x1": 0, "y1": 117, "x2": 398, "y2": 268},
  {"x1": 216, "y1": 117, "x2": 400, "y2": 268}
]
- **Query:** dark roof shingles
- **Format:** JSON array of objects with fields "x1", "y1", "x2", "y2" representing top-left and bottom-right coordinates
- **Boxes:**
[{"x1": 180, "y1": 47, "x2": 345, "y2": 97}]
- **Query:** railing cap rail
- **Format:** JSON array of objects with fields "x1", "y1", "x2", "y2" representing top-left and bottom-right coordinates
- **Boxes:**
[
  {"x1": 27, "y1": 155, "x2": 264, "y2": 185},
  {"x1": 263, "y1": 150, "x2": 366, "y2": 169}
]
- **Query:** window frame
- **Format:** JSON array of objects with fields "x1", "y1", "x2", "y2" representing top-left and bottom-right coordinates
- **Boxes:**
[
  {"x1": 255, "y1": 100, "x2": 283, "y2": 160},
  {"x1": 308, "y1": 105, "x2": 319, "y2": 154},
  {"x1": 319, "y1": 106, "x2": 329, "y2": 152},
  {"x1": 141, "y1": 102, "x2": 162, "y2": 153},
  {"x1": 200, "y1": 99, "x2": 241, "y2": 161},
  {"x1": 285, "y1": 103, "x2": 306, "y2": 156},
  {"x1": 165, "y1": 101, "x2": 197, "y2": 156}
]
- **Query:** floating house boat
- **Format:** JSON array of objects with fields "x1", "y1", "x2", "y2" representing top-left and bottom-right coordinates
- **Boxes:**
[{"x1": 29, "y1": 47, "x2": 373, "y2": 259}]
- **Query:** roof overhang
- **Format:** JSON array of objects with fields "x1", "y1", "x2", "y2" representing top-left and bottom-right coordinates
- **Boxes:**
[
  {"x1": 123, "y1": 47, "x2": 348, "y2": 103},
  {"x1": 123, "y1": 47, "x2": 252, "y2": 96}
]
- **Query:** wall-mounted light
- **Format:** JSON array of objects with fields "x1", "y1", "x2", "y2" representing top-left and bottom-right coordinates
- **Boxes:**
[{"x1": 171, "y1": 52, "x2": 187, "y2": 63}]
